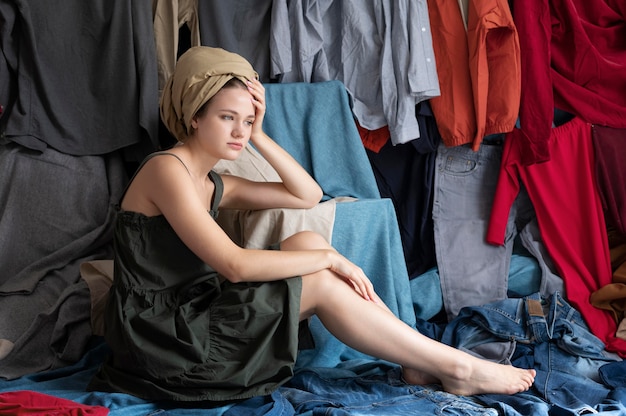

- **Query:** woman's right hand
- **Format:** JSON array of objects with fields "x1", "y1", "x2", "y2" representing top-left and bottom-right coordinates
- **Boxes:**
[{"x1": 246, "y1": 79, "x2": 267, "y2": 143}]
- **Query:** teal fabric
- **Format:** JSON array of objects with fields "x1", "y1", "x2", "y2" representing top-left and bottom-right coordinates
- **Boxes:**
[
  {"x1": 263, "y1": 81, "x2": 380, "y2": 200},
  {"x1": 296, "y1": 199, "x2": 415, "y2": 370},
  {"x1": 262, "y1": 81, "x2": 414, "y2": 369}
]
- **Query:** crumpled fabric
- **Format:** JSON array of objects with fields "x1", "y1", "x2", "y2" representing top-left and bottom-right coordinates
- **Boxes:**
[
  {"x1": 0, "y1": 390, "x2": 109, "y2": 415},
  {"x1": 159, "y1": 46, "x2": 258, "y2": 141}
]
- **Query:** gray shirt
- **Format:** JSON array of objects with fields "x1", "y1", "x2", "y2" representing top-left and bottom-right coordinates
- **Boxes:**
[{"x1": 270, "y1": 0, "x2": 440, "y2": 145}]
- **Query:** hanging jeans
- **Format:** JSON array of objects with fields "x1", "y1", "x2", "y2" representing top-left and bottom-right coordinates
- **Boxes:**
[
  {"x1": 433, "y1": 142, "x2": 510, "y2": 321},
  {"x1": 432, "y1": 141, "x2": 563, "y2": 325}
]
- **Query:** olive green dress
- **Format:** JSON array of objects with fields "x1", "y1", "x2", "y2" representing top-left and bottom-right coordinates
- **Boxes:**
[{"x1": 88, "y1": 153, "x2": 305, "y2": 402}]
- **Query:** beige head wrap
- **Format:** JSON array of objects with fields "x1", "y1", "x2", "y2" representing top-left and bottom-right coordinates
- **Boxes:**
[{"x1": 160, "y1": 46, "x2": 259, "y2": 142}]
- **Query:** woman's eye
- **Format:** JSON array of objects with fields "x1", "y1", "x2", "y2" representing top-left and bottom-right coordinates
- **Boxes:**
[{"x1": 245, "y1": 120, "x2": 254, "y2": 126}]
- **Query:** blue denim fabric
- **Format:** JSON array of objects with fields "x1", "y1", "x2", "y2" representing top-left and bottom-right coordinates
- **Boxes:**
[
  {"x1": 228, "y1": 363, "x2": 502, "y2": 415},
  {"x1": 224, "y1": 390, "x2": 295, "y2": 416},
  {"x1": 599, "y1": 360, "x2": 626, "y2": 389},
  {"x1": 227, "y1": 293, "x2": 623, "y2": 415},
  {"x1": 281, "y1": 365, "x2": 497, "y2": 415},
  {"x1": 477, "y1": 390, "x2": 626, "y2": 416},
  {"x1": 472, "y1": 392, "x2": 551, "y2": 416},
  {"x1": 436, "y1": 292, "x2": 621, "y2": 414}
]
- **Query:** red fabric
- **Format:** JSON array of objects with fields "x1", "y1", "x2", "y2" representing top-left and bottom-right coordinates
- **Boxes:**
[
  {"x1": 0, "y1": 391, "x2": 109, "y2": 416},
  {"x1": 356, "y1": 121, "x2": 390, "y2": 153},
  {"x1": 487, "y1": 118, "x2": 626, "y2": 357},
  {"x1": 511, "y1": 0, "x2": 552, "y2": 165},
  {"x1": 513, "y1": 0, "x2": 626, "y2": 165},
  {"x1": 592, "y1": 125, "x2": 626, "y2": 236}
]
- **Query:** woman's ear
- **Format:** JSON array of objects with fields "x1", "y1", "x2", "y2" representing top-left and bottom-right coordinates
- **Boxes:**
[{"x1": 191, "y1": 118, "x2": 198, "y2": 129}]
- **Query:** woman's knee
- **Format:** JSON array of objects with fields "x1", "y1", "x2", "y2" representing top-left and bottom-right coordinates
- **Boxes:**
[
  {"x1": 300, "y1": 269, "x2": 343, "y2": 316},
  {"x1": 281, "y1": 230, "x2": 330, "y2": 251}
]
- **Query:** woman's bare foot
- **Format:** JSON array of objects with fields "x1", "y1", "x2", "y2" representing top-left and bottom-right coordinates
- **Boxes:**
[
  {"x1": 403, "y1": 358, "x2": 535, "y2": 396},
  {"x1": 438, "y1": 357, "x2": 536, "y2": 396}
]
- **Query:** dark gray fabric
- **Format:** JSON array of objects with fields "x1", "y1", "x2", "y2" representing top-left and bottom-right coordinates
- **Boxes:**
[
  {"x1": 0, "y1": 277, "x2": 93, "y2": 379},
  {"x1": 0, "y1": 0, "x2": 159, "y2": 158},
  {"x1": 0, "y1": 142, "x2": 126, "y2": 379},
  {"x1": 198, "y1": 0, "x2": 277, "y2": 82},
  {"x1": 0, "y1": 0, "x2": 16, "y2": 132}
]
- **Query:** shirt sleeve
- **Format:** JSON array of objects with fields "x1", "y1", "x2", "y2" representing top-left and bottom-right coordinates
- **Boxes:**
[{"x1": 486, "y1": 132, "x2": 522, "y2": 245}]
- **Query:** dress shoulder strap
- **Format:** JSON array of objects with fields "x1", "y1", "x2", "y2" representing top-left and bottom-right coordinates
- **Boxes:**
[{"x1": 207, "y1": 170, "x2": 224, "y2": 217}]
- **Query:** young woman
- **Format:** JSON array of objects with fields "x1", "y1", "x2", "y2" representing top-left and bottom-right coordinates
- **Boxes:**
[{"x1": 89, "y1": 46, "x2": 535, "y2": 402}]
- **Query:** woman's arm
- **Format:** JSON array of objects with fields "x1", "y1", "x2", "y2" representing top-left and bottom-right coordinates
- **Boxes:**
[
  {"x1": 130, "y1": 154, "x2": 374, "y2": 301},
  {"x1": 220, "y1": 80, "x2": 323, "y2": 210}
]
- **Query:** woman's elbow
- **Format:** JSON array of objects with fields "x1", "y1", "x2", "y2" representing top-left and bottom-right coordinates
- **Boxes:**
[
  {"x1": 303, "y1": 187, "x2": 324, "y2": 208},
  {"x1": 221, "y1": 273, "x2": 244, "y2": 284},
  {"x1": 218, "y1": 264, "x2": 246, "y2": 283}
]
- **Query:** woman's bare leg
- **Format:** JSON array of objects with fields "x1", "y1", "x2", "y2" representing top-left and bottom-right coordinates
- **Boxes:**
[{"x1": 282, "y1": 231, "x2": 536, "y2": 396}]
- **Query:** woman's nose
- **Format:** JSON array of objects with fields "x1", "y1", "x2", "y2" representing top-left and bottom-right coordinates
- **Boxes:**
[{"x1": 232, "y1": 125, "x2": 244, "y2": 138}]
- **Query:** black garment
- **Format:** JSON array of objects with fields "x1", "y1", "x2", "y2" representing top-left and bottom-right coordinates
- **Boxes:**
[
  {"x1": 0, "y1": 0, "x2": 159, "y2": 159},
  {"x1": 366, "y1": 102, "x2": 440, "y2": 279},
  {"x1": 90, "y1": 153, "x2": 305, "y2": 402},
  {"x1": 0, "y1": 143, "x2": 125, "y2": 379},
  {"x1": 198, "y1": 0, "x2": 275, "y2": 82}
]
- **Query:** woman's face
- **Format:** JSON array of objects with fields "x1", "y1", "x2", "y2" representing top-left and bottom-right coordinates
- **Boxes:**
[{"x1": 190, "y1": 85, "x2": 255, "y2": 160}]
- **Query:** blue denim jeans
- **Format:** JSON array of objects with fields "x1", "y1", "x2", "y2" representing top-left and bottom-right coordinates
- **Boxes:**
[
  {"x1": 427, "y1": 292, "x2": 622, "y2": 415},
  {"x1": 283, "y1": 366, "x2": 497, "y2": 415},
  {"x1": 225, "y1": 363, "x2": 497, "y2": 415}
]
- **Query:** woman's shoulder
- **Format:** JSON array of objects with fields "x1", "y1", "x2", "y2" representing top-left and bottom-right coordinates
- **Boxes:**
[{"x1": 120, "y1": 151, "x2": 192, "y2": 216}]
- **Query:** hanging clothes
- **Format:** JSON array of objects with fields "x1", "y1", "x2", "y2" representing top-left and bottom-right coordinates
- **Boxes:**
[
  {"x1": 366, "y1": 102, "x2": 440, "y2": 279},
  {"x1": 152, "y1": 0, "x2": 201, "y2": 94},
  {"x1": 487, "y1": 117, "x2": 626, "y2": 358},
  {"x1": 0, "y1": 0, "x2": 159, "y2": 159},
  {"x1": 271, "y1": 0, "x2": 440, "y2": 146},
  {"x1": 426, "y1": 0, "x2": 521, "y2": 150},
  {"x1": 431, "y1": 138, "x2": 563, "y2": 323},
  {"x1": 197, "y1": 0, "x2": 279, "y2": 83},
  {"x1": 512, "y1": 0, "x2": 626, "y2": 165}
]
